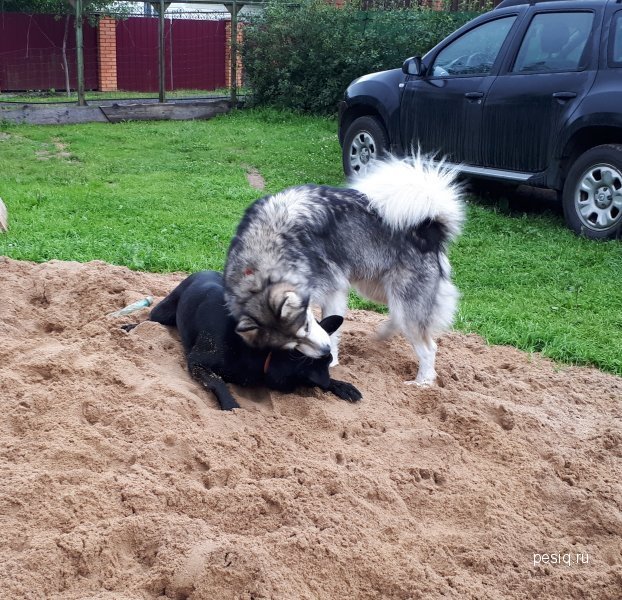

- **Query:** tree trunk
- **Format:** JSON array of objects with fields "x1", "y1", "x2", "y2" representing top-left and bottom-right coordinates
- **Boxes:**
[{"x1": 62, "y1": 14, "x2": 71, "y2": 97}]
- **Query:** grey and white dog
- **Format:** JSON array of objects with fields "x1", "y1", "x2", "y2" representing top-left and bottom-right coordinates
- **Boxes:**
[{"x1": 224, "y1": 155, "x2": 464, "y2": 385}]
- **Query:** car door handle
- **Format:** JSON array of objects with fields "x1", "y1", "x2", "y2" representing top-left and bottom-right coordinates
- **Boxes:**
[
  {"x1": 552, "y1": 91, "x2": 577, "y2": 100},
  {"x1": 464, "y1": 92, "x2": 484, "y2": 99}
]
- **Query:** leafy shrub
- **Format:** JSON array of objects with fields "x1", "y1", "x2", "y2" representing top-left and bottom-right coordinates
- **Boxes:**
[{"x1": 241, "y1": 1, "x2": 478, "y2": 115}]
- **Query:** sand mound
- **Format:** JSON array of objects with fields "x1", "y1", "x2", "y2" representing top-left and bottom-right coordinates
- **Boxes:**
[{"x1": 0, "y1": 257, "x2": 620, "y2": 599}]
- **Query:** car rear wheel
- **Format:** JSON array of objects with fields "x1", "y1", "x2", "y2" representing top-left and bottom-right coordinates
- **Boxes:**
[
  {"x1": 342, "y1": 116, "x2": 388, "y2": 178},
  {"x1": 562, "y1": 144, "x2": 622, "y2": 239}
]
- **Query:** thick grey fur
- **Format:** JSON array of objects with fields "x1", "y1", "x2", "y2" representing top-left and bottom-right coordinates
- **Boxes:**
[{"x1": 223, "y1": 155, "x2": 464, "y2": 385}]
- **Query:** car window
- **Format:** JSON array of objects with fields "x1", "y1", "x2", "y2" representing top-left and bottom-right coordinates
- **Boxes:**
[
  {"x1": 609, "y1": 12, "x2": 622, "y2": 67},
  {"x1": 512, "y1": 12, "x2": 594, "y2": 73},
  {"x1": 431, "y1": 16, "x2": 517, "y2": 78}
]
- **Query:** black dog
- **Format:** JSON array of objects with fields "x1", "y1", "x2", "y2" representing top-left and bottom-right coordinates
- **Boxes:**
[{"x1": 146, "y1": 271, "x2": 361, "y2": 410}]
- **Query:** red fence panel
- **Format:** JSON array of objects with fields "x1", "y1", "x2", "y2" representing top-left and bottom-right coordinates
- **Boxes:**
[
  {"x1": 115, "y1": 17, "x2": 160, "y2": 92},
  {"x1": 116, "y1": 17, "x2": 226, "y2": 93},
  {"x1": 0, "y1": 13, "x2": 226, "y2": 94},
  {"x1": 0, "y1": 13, "x2": 98, "y2": 92},
  {"x1": 169, "y1": 19, "x2": 227, "y2": 91}
]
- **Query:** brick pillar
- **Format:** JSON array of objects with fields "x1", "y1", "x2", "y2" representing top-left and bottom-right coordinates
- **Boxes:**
[
  {"x1": 97, "y1": 16, "x2": 118, "y2": 92},
  {"x1": 225, "y1": 20, "x2": 244, "y2": 89}
]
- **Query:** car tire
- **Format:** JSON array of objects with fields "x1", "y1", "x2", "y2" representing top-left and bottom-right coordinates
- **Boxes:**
[
  {"x1": 562, "y1": 144, "x2": 622, "y2": 239},
  {"x1": 342, "y1": 116, "x2": 388, "y2": 178}
]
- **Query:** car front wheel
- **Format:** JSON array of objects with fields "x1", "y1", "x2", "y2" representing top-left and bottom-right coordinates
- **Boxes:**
[
  {"x1": 342, "y1": 115, "x2": 388, "y2": 178},
  {"x1": 562, "y1": 144, "x2": 622, "y2": 239}
]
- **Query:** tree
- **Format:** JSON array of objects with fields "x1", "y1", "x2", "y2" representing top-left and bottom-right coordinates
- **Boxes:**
[
  {"x1": 0, "y1": 1, "x2": 131, "y2": 17},
  {"x1": 0, "y1": 1, "x2": 131, "y2": 97}
]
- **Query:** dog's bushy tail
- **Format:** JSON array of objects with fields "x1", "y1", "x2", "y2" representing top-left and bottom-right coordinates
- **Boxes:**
[{"x1": 349, "y1": 153, "x2": 464, "y2": 242}]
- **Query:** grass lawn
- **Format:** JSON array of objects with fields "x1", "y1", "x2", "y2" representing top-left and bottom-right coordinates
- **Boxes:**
[{"x1": 1, "y1": 109, "x2": 620, "y2": 376}]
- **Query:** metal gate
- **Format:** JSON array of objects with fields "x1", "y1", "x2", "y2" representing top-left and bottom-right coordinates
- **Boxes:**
[{"x1": 115, "y1": 16, "x2": 227, "y2": 93}]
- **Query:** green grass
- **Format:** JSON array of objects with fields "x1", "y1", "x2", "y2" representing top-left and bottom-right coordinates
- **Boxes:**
[
  {"x1": 454, "y1": 202, "x2": 621, "y2": 375},
  {"x1": 1, "y1": 108, "x2": 620, "y2": 376}
]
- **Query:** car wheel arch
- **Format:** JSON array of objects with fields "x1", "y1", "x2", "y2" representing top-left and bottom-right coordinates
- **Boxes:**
[
  {"x1": 340, "y1": 105, "x2": 388, "y2": 145},
  {"x1": 560, "y1": 125, "x2": 622, "y2": 180}
]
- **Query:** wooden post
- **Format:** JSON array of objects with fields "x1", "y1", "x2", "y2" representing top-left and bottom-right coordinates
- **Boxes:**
[
  {"x1": 230, "y1": 0, "x2": 238, "y2": 106},
  {"x1": 75, "y1": 0, "x2": 86, "y2": 106},
  {"x1": 158, "y1": 0, "x2": 166, "y2": 103}
]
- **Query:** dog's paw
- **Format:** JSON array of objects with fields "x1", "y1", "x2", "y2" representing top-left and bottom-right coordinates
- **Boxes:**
[
  {"x1": 404, "y1": 379, "x2": 436, "y2": 387},
  {"x1": 328, "y1": 379, "x2": 362, "y2": 402},
  {"x1": 219, "y1": 399, "x2": 241, "y2": 411}
]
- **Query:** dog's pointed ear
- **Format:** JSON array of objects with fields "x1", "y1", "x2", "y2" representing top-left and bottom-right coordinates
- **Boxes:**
[
  {"x1": 269, "y1": 285, "x2": 308, "y2": 322},
  {"x1": 235, "y1": 315, "x2": 260, "y2": 344},
  {"x1": 278, "y1": 291, "x2": 305, "y2": 320},
  {"x1": 319, "y1": 315, "x2": 343, "y2": 335}
]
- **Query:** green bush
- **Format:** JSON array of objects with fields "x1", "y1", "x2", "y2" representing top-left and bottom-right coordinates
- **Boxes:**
[{"x1": 241, "y1": 1, "x2": 478, "y2": 115}]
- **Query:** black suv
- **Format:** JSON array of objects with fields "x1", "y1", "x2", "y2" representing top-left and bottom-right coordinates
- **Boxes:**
[{"x1": 338, "y1": 0, "x2": 622, "y2": 239}]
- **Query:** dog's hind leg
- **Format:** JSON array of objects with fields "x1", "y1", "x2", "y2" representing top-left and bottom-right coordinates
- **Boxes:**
[
  {"x1": 376, "y1": 318, "x2": 397, "y2": 341},
  {"x1": 321, "y1": 289, "x2": 349, "y2": 366},
  {"x1": 150, "y1": 272, "x2": 205, "y2": 326},
  {"x1": 150, "y1": 291, "x2": 181, "y2": 326},
  {"x1": 189, "y1": 362, "x2": 240, "y2": 411},
  {"x1": 386, "y1": 265, "x2": 453, "y2": 386},
  {"x1": 404, "y1": 264, "x2": 459, "y2": 385},
  {"x1": 403, "y1": 332, "x2": 438, "y2": 386}
]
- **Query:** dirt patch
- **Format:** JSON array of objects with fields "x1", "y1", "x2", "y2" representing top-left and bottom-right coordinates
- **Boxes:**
[
  {"x1": 35, "y1": 138, "x2": 73, "y2": 161},
  {"x1": 1, "y1": 257, "x2": 620, "y2": 599},
  {"x1": 245, "y1": 166, "x2": 266, "y2": 191}
]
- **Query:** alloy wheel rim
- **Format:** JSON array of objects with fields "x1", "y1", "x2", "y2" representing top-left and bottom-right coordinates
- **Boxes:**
[
  {"x1": 574, "y1": 163, "x2": 622, "y2": 232},
  {"x1": 349, "y1": 131, "x2": 376, "y2": 174}
]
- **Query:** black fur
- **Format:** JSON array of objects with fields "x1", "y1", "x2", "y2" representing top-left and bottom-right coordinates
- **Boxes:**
[{"x1": 146, "y1": 271, "x2": 362, "y2": 411}]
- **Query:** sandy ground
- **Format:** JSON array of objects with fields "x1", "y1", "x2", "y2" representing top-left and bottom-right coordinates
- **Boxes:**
[{"x1": 0, "y1": 257, "x2": 620, "y2": 600}]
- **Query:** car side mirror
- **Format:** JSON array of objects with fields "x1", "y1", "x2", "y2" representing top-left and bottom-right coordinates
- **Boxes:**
[{"x1": 402, "y1": 56, "x2": 424, "y2": 77}]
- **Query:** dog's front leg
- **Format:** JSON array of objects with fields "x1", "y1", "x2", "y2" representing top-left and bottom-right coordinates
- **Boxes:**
[
  {"x1": 189, "y1": 362, "x2": 240, "y2": 411},
  {"x1": 321, "y1": 289, "x2": 349, "y2": 367}
]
